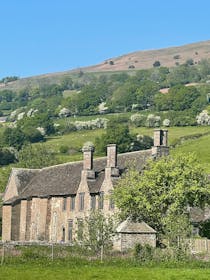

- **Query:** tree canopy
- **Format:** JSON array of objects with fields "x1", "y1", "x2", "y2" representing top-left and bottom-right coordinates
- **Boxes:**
[{"x1": 114, "y1": 153, "x2": 210, "y2": 236}]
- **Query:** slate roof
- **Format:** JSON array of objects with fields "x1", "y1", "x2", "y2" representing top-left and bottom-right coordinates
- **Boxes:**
[
  {"x1": 12, "y1": 168, "x2": 40, "y2": 194},
  {"x1": 3, "y1": 149, "x2": 152, "y2": 205},
  {"x1": 116, "y1": 219, "x2": 156, "y2": 233}
]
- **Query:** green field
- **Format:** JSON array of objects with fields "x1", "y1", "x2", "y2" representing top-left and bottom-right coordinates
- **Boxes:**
[
  {"x1": 1, "y1": 125, "x2": 210, "y2": 192},
  {"x1": 1, "y1": 262, "x2": 210, "y2": 280},
  {"x1": 43, "y1": 125, "x2": 210, "y2": 163}
]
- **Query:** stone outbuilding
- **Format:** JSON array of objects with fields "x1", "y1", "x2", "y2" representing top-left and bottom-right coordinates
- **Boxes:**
[{"x1": 114, "y1": 220, "x2": 156, "y2": 251}]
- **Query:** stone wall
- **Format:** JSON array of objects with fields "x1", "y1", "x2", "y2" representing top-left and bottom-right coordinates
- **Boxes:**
[
  {"x1": 11, "y1": 202, "x2": 21, "y2": 241},
  {"x1": 2, "y1": 205, "x2": 12, "y2": 241},
  {"x1": 114, "y1": 233, "x2": 156, "y2": 251},
  {"x1": 19, "y1": 200, "x2": 27, "y2": 241},
  {"x1": 25, "y1": 200, "x2": 32, "y2": 241}
]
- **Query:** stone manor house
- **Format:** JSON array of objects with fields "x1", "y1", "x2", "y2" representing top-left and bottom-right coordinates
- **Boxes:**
[{"x1": 2, "y1": 129, "x2": 169, "y2": 250}]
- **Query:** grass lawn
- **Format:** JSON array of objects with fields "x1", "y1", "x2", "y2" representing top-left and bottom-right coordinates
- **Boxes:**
[{"x1": 1, "y1": 263, "x2": 210, "y2": 280}]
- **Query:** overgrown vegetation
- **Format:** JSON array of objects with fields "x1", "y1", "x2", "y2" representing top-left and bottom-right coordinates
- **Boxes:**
[
  {"x1": 1, "y1": 244, "x2": 210, "y2": 280},
  {"x1": 114, "y1": 153, "x2": 210, "y2": 241}
]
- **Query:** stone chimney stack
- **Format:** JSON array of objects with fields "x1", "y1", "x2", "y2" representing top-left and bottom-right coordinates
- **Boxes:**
[
  {"x1": 162, "y1": 129, "x2": 168, "y2": 147},
  {"x1": 82, "y1": 142, "x2": 95, "y2": 179},
  {"x1": 107, "y1": 144, "x2": 117, "y2": 168},
  {"x1": 105, "y1": 144, "x2": 119, "y2": 178},
  {"x1": 152, "y1": 129, "x2": 169, "y2": 158},
  {"x1": 153, "y1": 129, "x2": 162, "y2": 146}
]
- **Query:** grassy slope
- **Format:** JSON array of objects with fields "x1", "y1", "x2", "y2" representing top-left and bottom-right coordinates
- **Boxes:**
[
  {"x1": 1, "y1": 125, "x2": 210, "y2": 193},
  {"x1": 43, "y1": 125, "x2": 210, "y2": 164},
  {"x1": 1, "y1": 263, "x2": 210, "y2": 280},
  {"x1": 171, "y1": 134, "x2": 210, "y2": 172},
  {"x1": 1, "y1": 40, "x2": 210, "y2": 92}
]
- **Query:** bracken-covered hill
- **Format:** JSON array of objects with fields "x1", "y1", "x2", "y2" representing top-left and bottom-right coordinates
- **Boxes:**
[
  {"x1": 86, "y1": 40, "x2": 210, "y2": 72},
  {"x1": 1, "y1": 40, "x2": 210, "y2": 91}
]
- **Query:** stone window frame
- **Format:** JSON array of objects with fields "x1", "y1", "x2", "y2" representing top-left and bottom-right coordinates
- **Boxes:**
[
  {"x1": 68, "y1": 219, "x2": 73, "y2": 243},
  {"x1": 90, "y1": 194, "x2": 96, "y2": 210},
  {"x1": 79, "y1": 192, "x2": 85, "y2": 211},
  {"x1": 70, "y1": 196, "x2": 75, "y2": 211},
  {"x1": 61, "y1": 226, "x2": 65, "y2": 242},
  {"x1": 109, "y1": 190, "x2": 115, "y2": 210},
  {"x1": 98, "y1": 191, "x2": 104, "y2": 210},
  {"x1": 62, "y1": 197, "x2": 67, "y2": 211},
  {"x1": 77, "y1": 218, "x2": 84, "y2": 241}
]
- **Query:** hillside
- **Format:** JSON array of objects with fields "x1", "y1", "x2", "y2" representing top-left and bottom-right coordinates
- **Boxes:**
[
  {"x1": 1, "y1": 40, "x2": 210, "y2": 91},
  {"x1": 86, "y1": 40, "x2": 210, "y2": 72}
]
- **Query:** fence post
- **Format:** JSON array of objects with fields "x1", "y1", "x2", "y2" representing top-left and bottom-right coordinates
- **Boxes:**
[
  {"x1": 100, "y1": 245, "x2": 104, "y2": 263},
  {"x1": 1, "y1": 243, "x2": 5, "y2": 266},
  {"x1": 51, "y1": 243, "x2": 54, "y2": 261}
]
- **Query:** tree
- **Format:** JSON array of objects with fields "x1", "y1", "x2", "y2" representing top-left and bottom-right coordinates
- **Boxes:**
[
  {"x1": 185, "y1": 58, "x2": 194, "y2": 66},
  {"x1": 96, "y1": 120, "x2": 153, "y2": 154},
  {"x1": 0, "y1": 148, "x2": 16, "y2": 166},
  {"x1": 3, "y1": 127, "x2": 26, "y2": 150},
  {"x1": 114, "y1": 153, "x2": 210, "y2": 239},
  {"x1": 77, "y1": 211, "x2": 117, "y2": 255},
  {"x1": 153, "y1": 61, "x2": 161, "y2": 67},
  {"x1": 95, "y1": 121, "x2": 134, "y2": 154},
  {"x1": 18, "y1": 144, "x2": 57, "y2": 168}
]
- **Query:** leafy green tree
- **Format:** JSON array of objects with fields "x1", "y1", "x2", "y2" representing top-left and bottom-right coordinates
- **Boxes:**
[
  {"x1": 199, "y1": 59, "x2": 210, "y2": 78},
  {"x1": 95, "y1": 122, "x2": 133, "y2": 154},
  {"x1": 23, "y1": 127, "x2": 44, "y2": 143},
  {"x1": 110, "y1": 82, "x2": 138, "y2": 111},
  {"x1": 60, "y1": 76, "x2": 73, "y2": 90},
  {"x1": 3, "y1": 127, "x2": 26, "y2": 150},
  {"x1": 78, "y1": 210, "x2": 117, "y2": 255},
  {"x1": 114, "y1": 153, "x2": 210, "y2": 238},
  {"x1": 18, "y1": 113, "x2": 55, "y2": 135},
  {"x1": 18, "y1": 144, "x2": 57, "y2": 168},
  {"x1": 0, "y1": 148, "x2": 16, "y2": 166},
  {"x1": 167, "y1": 64, "x2": 201, "y2": 86},
  {"x1": 136, "y1": 80, "x2": 159, "y2": 109},
  {"x1": 154, "y1": 85, "x2": 201, "y2": 111}
]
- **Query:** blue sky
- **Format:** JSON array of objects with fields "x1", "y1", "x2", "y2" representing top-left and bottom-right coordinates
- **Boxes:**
[{"x1": 1, "y1": 0, "x2": 210, "y2": 78}]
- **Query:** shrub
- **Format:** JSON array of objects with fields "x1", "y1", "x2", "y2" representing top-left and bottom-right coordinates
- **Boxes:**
[
  {"x1": 59, "y1": 145, "x2": 69, "y2": 154},
  {"x1": 59, "y1": 107, "x2": 71, "y2": 118},
  {"x1": 196, "y1": 110, "x2": 210, "y2": 125},
  {"x1": 73, "y1": 118, "x2": 108, "y2": 130},
  {"x1": 134, "y1": 243, "x2": 154, "y2": 261},
  {"x1": 130, "y1": 114, "x2": 146, "y2": 127},
  {"x1": 186, "y1": 58, "x2": 194, "y2": 66},
  {"x1": 145, "y1": 114, "x2": 161, "y2": 127},
  {"x1": 162, "y1": 118, "x2": 170, "y2": 127},
  {"x1": 153, "y1": 61, "x2": 161, "y2": 67}
]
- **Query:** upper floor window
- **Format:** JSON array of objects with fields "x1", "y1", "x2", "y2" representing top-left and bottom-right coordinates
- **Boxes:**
[
  {"x1": 70, "y1": 196, "x2": 75, "y2": 211},
  {"x1": 98, "y1": 191, "x2": 104, "y2": 210},
  {"x1": 63, "y1": 197, "x2": 67, "y2": 211},
  {"x1": 79, "y1": 192, "x2": 85, "y2": 211}
]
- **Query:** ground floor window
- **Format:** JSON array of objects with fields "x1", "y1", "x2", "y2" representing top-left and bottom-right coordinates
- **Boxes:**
[{"x1": 68, "y1": 219, "x2": 73, "y2": 242}]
